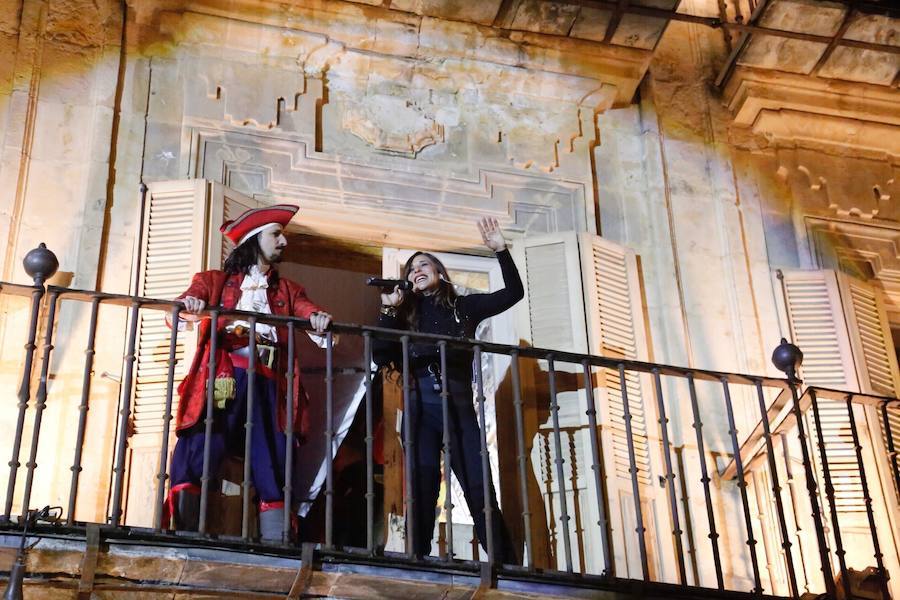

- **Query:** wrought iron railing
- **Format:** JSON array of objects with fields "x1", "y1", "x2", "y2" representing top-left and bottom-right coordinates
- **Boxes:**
[{"x1": 1, "y1": 244, "x2": 897, "y2": 599}]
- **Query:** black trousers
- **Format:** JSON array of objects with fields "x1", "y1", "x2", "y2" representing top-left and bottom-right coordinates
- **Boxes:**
[{"x1": 407, "y1": 375, "x2": 516, "y2": 563}]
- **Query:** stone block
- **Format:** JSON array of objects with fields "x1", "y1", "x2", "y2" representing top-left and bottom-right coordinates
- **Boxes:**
[
  {"x1": 510, "y1": 1, "x2": 579, "y2": 36},
  {"x1": 0, "y1": 1, "x2": 21, "y2": 36},
  {"x1": 0, "y1": 34, "x2": 17, "y2": 92},
  {"x1": 367, "y1": 18, "x2": 419, "y2": 56},
  {"x1": 844, "y1": 12, "x2": 900, "y2": 46},
  {"x1": 569, "y1": 7, "x2": 613, "y2": 43},
  {"x1": 178, "y1": 555, "x2": 297, "y2": 592},
  {"x1": 147, "y1": 58, "x2": 183, "y2": 125},
  {"x1": 610, "y1": 15, "x2": 666, "y2": 50},
  {"x1": 393, "y1": 0, "x2": 502, "y2": 26},
  {"x1": 30, "y1": 101, "x2": 95, "y2": 161},
  {"x1": 738, "y1": 36, "x2": 829, "y2": 74},
  {"x1": 46, "y1": 0, "x2": 118, "y2": 47},
  {"x1": 38, "y1": 41, "x2": 98, "y2": 103},
  {"x1": 818, "y1": 47, "x2": 899, "y2": 86},
  {"x1": 99, "y1": 545, "x2": 186, "y2": 583},
  {"x1": 140, "y1": 121, "x2": 183, "y2": 180},
  {"x1": 759, "y1": 0, "x2": 846, "y2": 36}
]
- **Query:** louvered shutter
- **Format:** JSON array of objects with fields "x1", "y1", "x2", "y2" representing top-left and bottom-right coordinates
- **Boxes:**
[
  {"x1": 512, "y1": 233, "x2": 590, "y2": 571},
  {"x1": 123, "y1": 180, "x2": 255, "y2": 526},
  {"x1": 778, "y1": 270, "x2": 900, "y2": 579},
  {"x1": 579, "y1": 233, "x2": 671, "y2": 581},
  {"x1": 779, "y1": 270, "x2": 865, "y2": 515},
  {"x1": 122, "y1": 180, "x2": 210, "y2": 525},
  {"x1": 513, "y1": 233, "x2": 671, "y2": 578},
  {"x1": 834, "y1": 274, "x2": 900, "y2": 579}
]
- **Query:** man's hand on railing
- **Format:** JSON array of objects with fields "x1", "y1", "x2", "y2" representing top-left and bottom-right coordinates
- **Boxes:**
[
  {"x1": 181, "y1": 295, "x2": 206, "y2": 320},
  {"x1": 310, "y1": 311, "x2": 332, "y2": 333}
]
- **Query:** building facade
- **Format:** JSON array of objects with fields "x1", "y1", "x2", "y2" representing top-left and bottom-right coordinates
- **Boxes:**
[{"x1": 0, "y1": 0, "x2": 898, "y2": 597}]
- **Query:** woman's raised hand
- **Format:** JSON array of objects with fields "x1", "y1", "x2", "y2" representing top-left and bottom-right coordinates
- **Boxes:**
[
  {"x1": 477, "y1": 217, "x2": 507, "y2": 252},
  {"x1": 381, "y1": 285, "x2": 405, "y2": 307}
]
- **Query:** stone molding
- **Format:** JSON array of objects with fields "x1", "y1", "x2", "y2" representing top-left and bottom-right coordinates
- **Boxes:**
[
  {"x1": 776, "y1": 147, "x2": 897, "y2": 224},
  {"x1": 187, "y1": 128, "x2": 589, "y2": 250},
  {"x1": 341, "y1": 97, "x2": 445, "y2": 156},
  {"x1": 725, "y1": 67, "x2": 900, "y2": 158},
  {"x1": 807, "y1": 217, "x2": 900, "y2": 317}
]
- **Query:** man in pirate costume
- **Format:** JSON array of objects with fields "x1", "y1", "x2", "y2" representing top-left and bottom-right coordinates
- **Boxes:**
[{"x1": 165, "y1": 204, "x2": 332, "y2": 541}]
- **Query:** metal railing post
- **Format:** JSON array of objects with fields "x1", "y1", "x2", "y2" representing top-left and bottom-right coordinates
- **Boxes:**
[
  {"x1": 619, "y1": 363, "x2": 649, "y2": 581},
  {"x1": 438, "y1": 341, "x2": 454, "y2": 561},
  {"x1": 325, "y1": 331, "x2": 335, "y2": 550},
  {"x1": 109, "y1": 299, "x2": 142, "y2": 525},
  {"x1": 753, "y1": 381, "x2": 798, "y2": 598},
  {"x1": 401, "y1": 335, "x2": 415, "y2": 558},
  {"x1": 363, "y1": 332, "x2": 375, "y2": 555},
  {"x1": 283, "y1": 321, "x2": 296, "y2": 543},
  {"x1": 686, "y1": 374, "x2": 724, "y2": 589},
  {"x1": 152, "y1": 304, "x2": 180, "y2": 531},
  {"x1": 4, "y1": 243, "x2": 59, "y2": 520},
  {"x1": 787, "y1": 382, "x2": 836, "y2": 597},
  {"x1": 242, "y1": 316, "x2": 257, "y2": 540},
  {"x1": 474, "y1": 345, "x2": 495, "y2": 565},
  {"x1": 846, "y1": 396, "x2": 890, "y2": 600},
  {"x1": 721, "y1": 378, "x2": 762, "y2": 593},
  {"x1": 198, "y1": 310, "x2": 219, "y2": 535},
  {"x1": 67, "y1": 295, "x2": 101, "y2": 525},
  {"x1": 582, "y1": 360, "x2": 611, "y2": 576},
  {"x1": 808, "y1": 389, "x2": 849, "y2": 590},
  {"x1": 548, "y1": 355, "x2": 573, "y2": 573},
  {"x1": 511, "y1": 350, "x2": 533, "y2": 570},
  {"x1": 20, "y1": 290, "x2": 60, "y2": 518},
  {"x1": 653, "y1": 368, "x2": 686, "y2": 585}
]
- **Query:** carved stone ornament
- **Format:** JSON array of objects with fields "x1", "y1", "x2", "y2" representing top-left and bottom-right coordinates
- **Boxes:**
[{"x1": 341, "y1": 96, "x2": 444, "y2": 156}]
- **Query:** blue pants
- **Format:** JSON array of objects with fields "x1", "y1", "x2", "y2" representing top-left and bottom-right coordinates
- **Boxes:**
[
  {"x1": 170, "y1": 367, "x2": 287, "y2": 503},
  {"x1": 408, "y1": 374, "x2": 515, "y2": 563}
]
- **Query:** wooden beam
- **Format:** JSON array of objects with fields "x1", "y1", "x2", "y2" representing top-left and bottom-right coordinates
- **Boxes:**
[
  {"x1": 811, "y1": 7, "x2": 857, "y2": 77},
  {"x1": 724, "y1": 22, "x2": 900, "y2": 55},
  {"x1": 603, "y1": 0, "x2": 629, "y2": 43}
]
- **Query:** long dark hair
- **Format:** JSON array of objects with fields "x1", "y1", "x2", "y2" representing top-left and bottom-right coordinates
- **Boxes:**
[
  {"x1": 223, "y1": 234, "x2": 262, "y2": 275},
  {"x1": 396, "y1": 252, "x2": 458, "y2": 331}
]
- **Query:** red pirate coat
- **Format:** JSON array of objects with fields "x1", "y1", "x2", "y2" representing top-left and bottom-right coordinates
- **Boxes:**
[{"x1": 174, "y1": 269, "x2": 323, "y2": 440}]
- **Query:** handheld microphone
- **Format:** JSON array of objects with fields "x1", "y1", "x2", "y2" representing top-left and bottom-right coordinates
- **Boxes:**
[{"x1": 366, "y1": 277, "x2": 412, "y2": 291}]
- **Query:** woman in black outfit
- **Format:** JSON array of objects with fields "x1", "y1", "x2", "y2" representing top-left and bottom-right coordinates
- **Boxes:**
[{"x1": 376, "y1": 218, "x2": 524, "y2": 563}]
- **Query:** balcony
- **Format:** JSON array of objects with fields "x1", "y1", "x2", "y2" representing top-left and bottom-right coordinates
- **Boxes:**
[{"x1": 0, "y1": 245, "x2": 897, "y2": 599}]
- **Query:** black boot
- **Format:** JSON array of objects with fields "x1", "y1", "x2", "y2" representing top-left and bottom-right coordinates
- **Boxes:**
[{"x1": 173, "y1": 488, "x2": 200, "y2": 531}]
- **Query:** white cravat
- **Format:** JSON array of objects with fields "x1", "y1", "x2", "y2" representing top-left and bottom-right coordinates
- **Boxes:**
[{"x1": 234, "y1": 265, "x2": 277, "y2": 342}]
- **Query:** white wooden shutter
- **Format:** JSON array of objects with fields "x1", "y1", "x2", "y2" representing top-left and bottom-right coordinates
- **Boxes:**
[
  {"x1": 835, "y1": 274, "x2": 900, "y2": 583},
  {"x1": 579, "y1": 233, "x2": 672, "y2": 582},
  {"x1": 779, "y1": 270, "x2": 864, "y2": 514},
  {"x1": 512, "y1": 232, "x2": 589, "y2": 571},
  {"x1": 124, "y1": 180, "x2": 255, "y2": 526},
  {"x1": 514, "y1": 232, "x2": 588, "y2": 354},
  {"x1": 779, "y1": 270, "x2": 900, "y2": 582},
  {"x1": 132, "y1": 181, "x2": 209, "y2": 441},
  {"x1": 513, "y1": 233, "x2": 671, "y2": 579}
]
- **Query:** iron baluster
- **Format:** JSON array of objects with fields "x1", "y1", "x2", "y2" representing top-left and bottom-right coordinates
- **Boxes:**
[
  {"x1": 67, "y1": 295, "x2": 101, "y2": 525},
  {"x1": 652, "y1": 368, "x2": 686, "y2": 585},
  {"x1": 619, "y1": 363, "x2": 649, "y2": 581},
  {"x1": 548, "y1": 355, "x2": 573, "y2": 573},
  {"x1": 686, "y1": 374, "x2": 723, "y2": 589}
]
